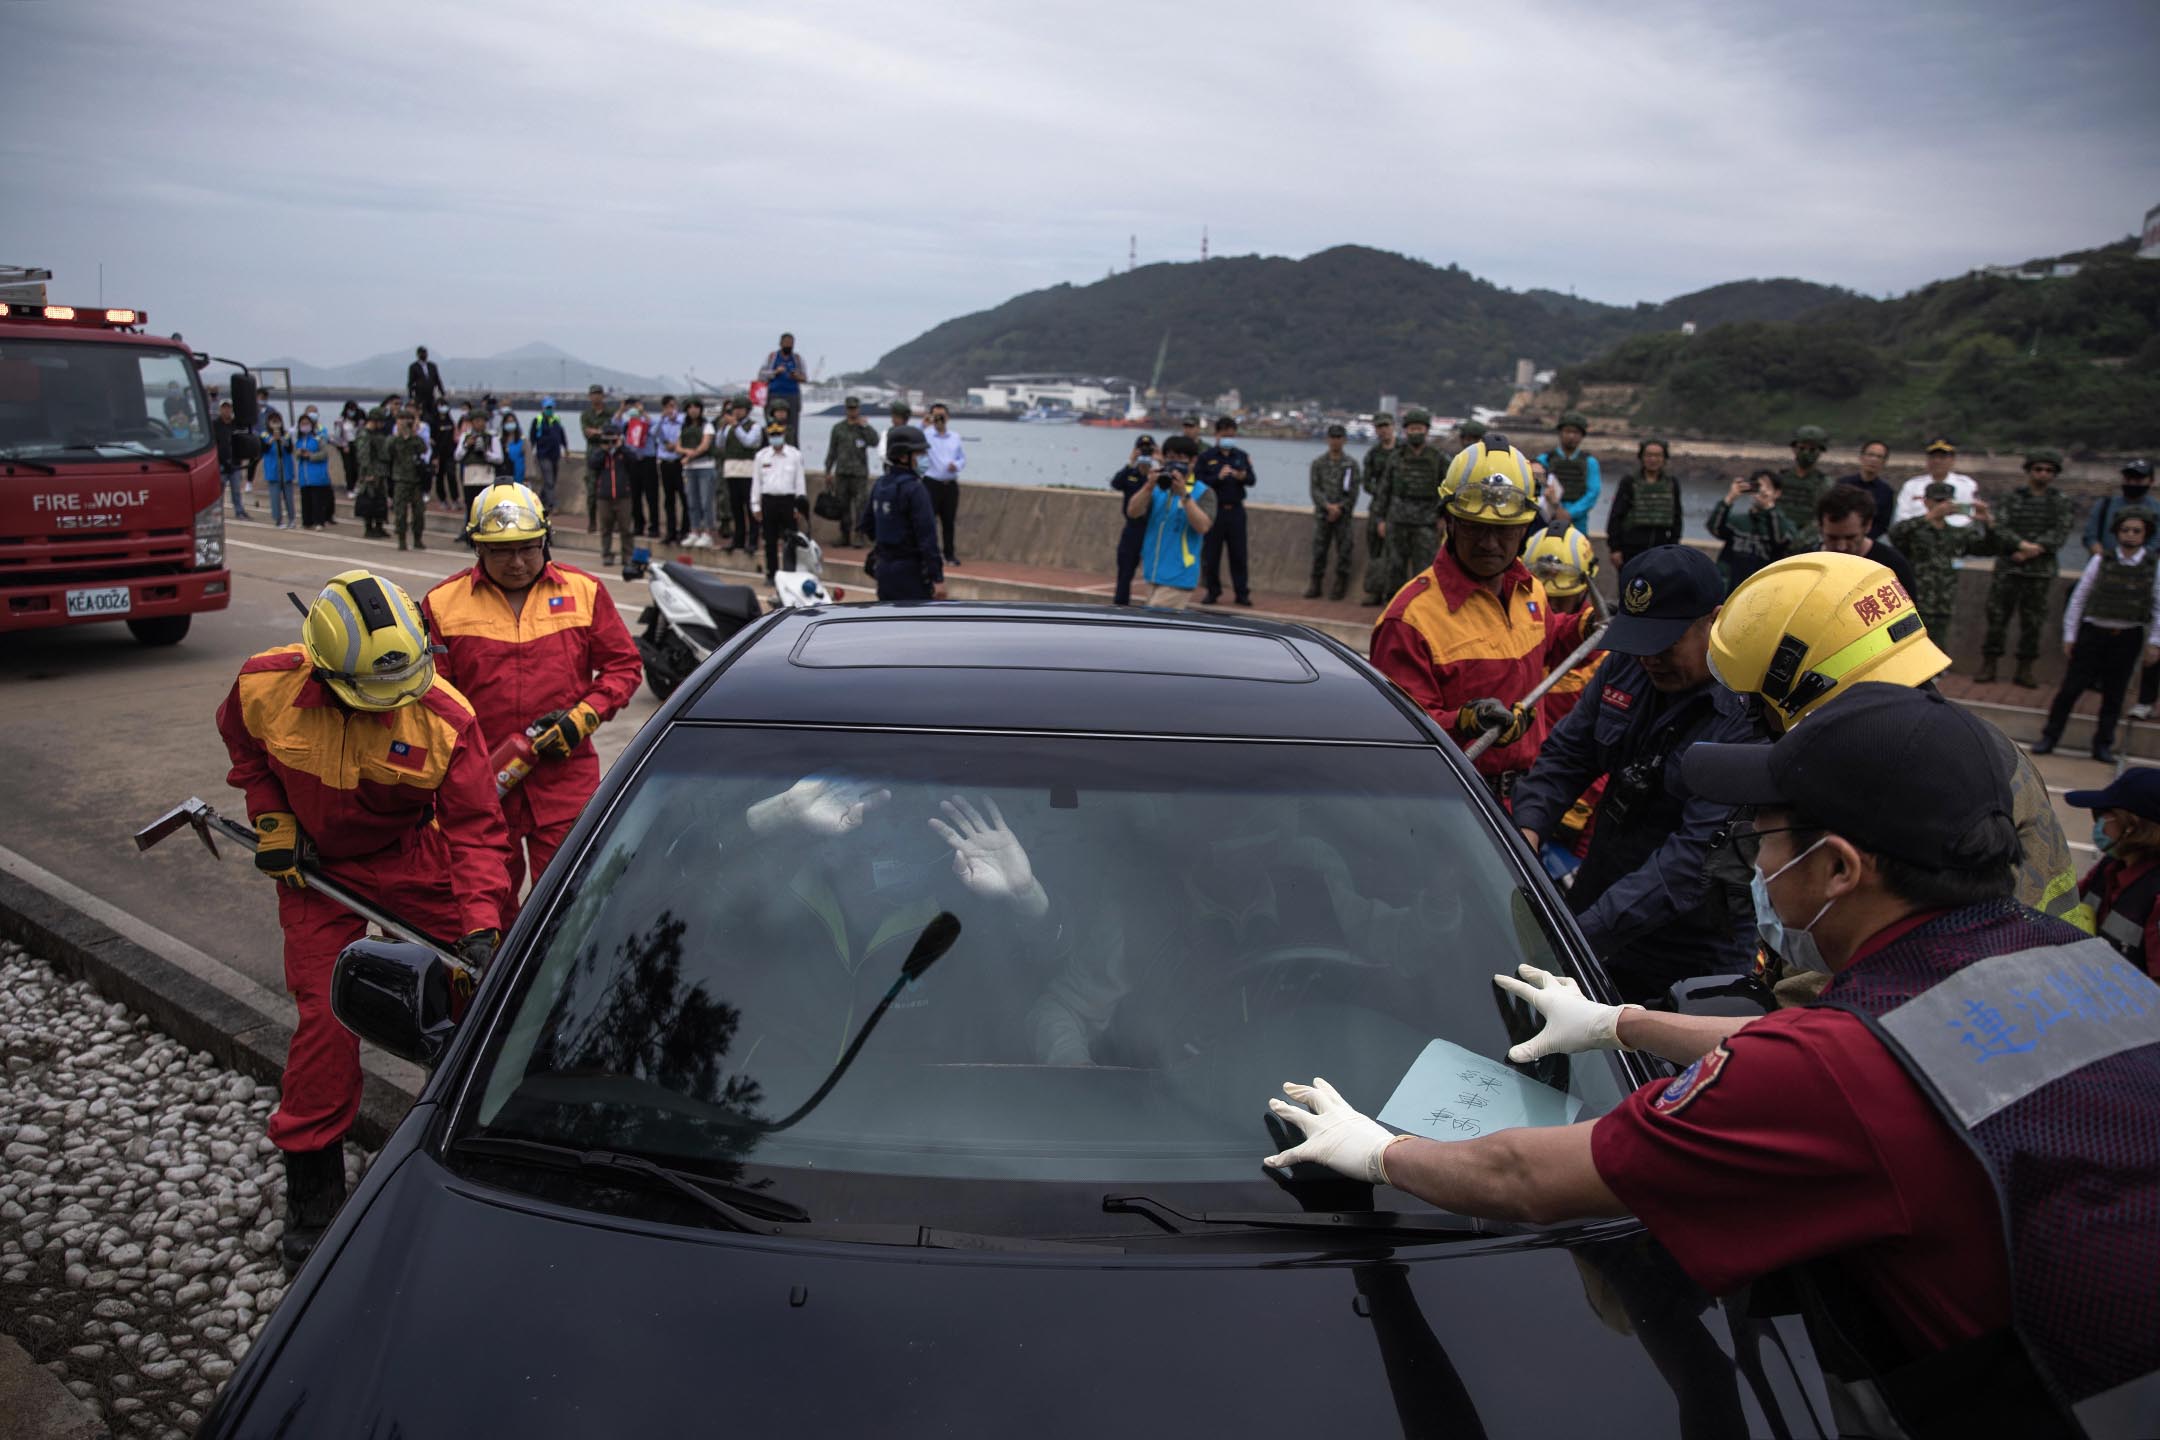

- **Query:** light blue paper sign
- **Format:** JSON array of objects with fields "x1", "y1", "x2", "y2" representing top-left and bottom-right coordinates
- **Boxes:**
[{"x1": 1377, "y1": 1038, "x2": 1581, "y2": 1141}]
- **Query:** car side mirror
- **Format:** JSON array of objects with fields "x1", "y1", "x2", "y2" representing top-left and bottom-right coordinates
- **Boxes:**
[
  {"x1": 331, "y1": 939, "x2": 462, "y2": 1067},
  {"x1": 1665, "y1": 973, "x2": 1774, "y2": 1018},
  {"x1": 230, "y1": 373, "x2": 260, "y2": 429}
]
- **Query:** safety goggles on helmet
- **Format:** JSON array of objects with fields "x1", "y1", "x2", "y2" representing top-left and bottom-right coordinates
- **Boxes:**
[
  {"x1": 315, "y1": 647, "x2": 437, "y2": 711},
  {"x1": 296, "y1": 570, "x2": 437, "y2": 712},
  {"x1": 1449, "y1": 475, "x2": 1538, "y2": 522},
  {"x1": 464, "y1": 482, "x2": 550, "y2": 545}
]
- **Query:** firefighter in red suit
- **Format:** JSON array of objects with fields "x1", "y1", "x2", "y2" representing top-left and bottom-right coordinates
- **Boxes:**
[
  {"x1": 422, "y1": 481, "x2": 643, "y2": 902},
  {"x1": 216, "y1": 569, "x2": 511, "y2": 1272}
]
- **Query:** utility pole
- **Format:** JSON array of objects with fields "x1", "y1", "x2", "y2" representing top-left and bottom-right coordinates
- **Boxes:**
[
  {"x1": 1128, "y1": 235, "x2": 1136, "y2": 271},
  {"x1": 1201, "y1": 226, "x2": 1209, "y2": 262}
]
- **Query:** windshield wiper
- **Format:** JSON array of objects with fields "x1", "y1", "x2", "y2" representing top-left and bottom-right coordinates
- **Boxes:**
[
  {"x1": 47, "y1": 442, "x2": 192, "y2": 470},
  {"x1": 1103, "y1": 1193, "x2": 1526, "y2": 1243},
  {"x1": 453, "y1": 1135, "x2": 1121, "y2": 1253},
  {"x1": 0, "y1": 451, "x2": 58, "y2": 474}
]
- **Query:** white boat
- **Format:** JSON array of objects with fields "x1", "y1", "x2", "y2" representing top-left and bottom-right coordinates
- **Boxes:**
[{"x1": 1016, "y1": 403, "x2": 1081, "y2": 425}]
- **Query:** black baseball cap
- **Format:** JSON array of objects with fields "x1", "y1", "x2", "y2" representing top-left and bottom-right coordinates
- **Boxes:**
[
  {"x1": 1601, "y1": 546, "x2": 1724, "y2": 655},
  {"x1": 2066, "y1": 766, "x2": 2160, "y2": 821},
  {"x1": 1682, "y1": 683, "x2": 2018, "y2": 870},
  {"x1": 2125, "y1": 459, "x2": 2153, "y2": 479},
  {"x1": 1326, "y1": 423, "x2": 1346, "y2": 437}
]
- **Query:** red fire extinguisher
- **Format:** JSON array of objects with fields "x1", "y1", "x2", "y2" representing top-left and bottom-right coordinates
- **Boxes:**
[{"x1": 490, "y1": 722, "x2": 549, "y2": 798}]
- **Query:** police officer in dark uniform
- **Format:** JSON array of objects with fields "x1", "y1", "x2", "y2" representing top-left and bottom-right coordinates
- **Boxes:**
[
  {"x1": 858, "y1": 425, "x2": 946, "y2": 602},
  {"x1": 1110, "y1": 436, "x2": 1157, "y2": 606},
  {"x1": 1196, "y1": 415, "x2": 1256, "y2": 606},
  {"x1": 1263, "y1": 683, "x2": 2160, "y2": 1439},
  {"x1": 1511, "y1": 546, "x2": 1761, "y2": 1003}
]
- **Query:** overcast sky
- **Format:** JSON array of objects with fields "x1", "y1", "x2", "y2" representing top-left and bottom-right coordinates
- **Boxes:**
[{"x1": 6, "y1": 0, "x2": 2155, "y2": 381}]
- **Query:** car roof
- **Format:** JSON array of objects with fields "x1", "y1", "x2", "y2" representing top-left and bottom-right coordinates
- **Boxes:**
[{"x1": 681, "y1": 603, "x2": 1429, "y2": 743}]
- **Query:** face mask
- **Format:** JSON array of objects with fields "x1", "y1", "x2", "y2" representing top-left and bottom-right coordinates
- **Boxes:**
[
  {"x1": 2125, "y1": 484, "x2": 2151, "y2": 502},
  {"x1": 2093, "y1": 818, "x2": 2118, "y2": 856},
  {"x1": 1750, "y1": 835, "x2": 1836, "y2": 973}
]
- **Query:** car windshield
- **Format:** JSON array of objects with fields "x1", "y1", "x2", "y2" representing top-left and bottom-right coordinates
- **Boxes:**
[
  {"x1": 458, "y1": 726, "x2": 1624, "y2": 1222},
  {"x1": 0, "y1": 338, "x2": 211, "y2": 459}
]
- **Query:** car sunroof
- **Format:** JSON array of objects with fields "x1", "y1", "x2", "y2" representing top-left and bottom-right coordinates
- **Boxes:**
[{"x1": 789, "y1": 617, "x2": 1318, "y2": 682}]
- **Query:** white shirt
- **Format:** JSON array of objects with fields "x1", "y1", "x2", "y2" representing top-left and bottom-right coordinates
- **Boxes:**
[
  {"x1": 2063, "y1": 546, "x2": 2160, "y2": 647},
  {"x1": 1894, "y1": 471, "x2": 1977, "y2": 525},
  {"x1": 923, "y1": 425, "x2": 967, "y2": 481},
  {"x1": 753, "y1": 444, "x2": 806, "y2": 499}
]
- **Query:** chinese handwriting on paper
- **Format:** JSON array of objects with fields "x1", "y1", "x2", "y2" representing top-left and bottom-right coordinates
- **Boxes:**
[{"x1": 1424, "y1": 1108, "x2": 1483, "y2": 1136}]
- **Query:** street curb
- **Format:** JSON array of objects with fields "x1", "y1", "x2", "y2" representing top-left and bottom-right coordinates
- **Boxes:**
[{"x1": 0, "y1": 872, "x2": 413, "y2": 1149}]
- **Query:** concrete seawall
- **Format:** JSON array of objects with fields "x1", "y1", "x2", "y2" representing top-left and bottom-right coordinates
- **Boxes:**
[{"x1": 545, "y1": 456, "x2": 2096, "y2": 689}]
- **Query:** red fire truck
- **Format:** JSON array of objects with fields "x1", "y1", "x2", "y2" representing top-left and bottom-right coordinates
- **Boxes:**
[{"x1": 0, "y1": 285, "x2": 233, "y2": 645}]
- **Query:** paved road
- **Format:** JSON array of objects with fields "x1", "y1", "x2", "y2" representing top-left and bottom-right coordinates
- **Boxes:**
[{"x1": 0, "y1": 517, "x2": 664, "y2": 1002}]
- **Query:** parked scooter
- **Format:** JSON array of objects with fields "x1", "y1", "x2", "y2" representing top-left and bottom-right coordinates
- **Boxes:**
[
  {"x1": 772, "y1": 531, "x2": 844, "y2": 611},
  {"x1": 636, "y1": 560, "x2": 765, "y2": 701}
]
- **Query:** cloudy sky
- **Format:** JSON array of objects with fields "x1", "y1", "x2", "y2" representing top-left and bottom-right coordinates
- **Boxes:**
[{"x1": 6, "y1": 0, "x2": 2155, "y2": 381}]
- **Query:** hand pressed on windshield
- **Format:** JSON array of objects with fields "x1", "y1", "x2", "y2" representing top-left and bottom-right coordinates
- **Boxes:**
[
  {"x1": 930, "y1": 794, "x2": 1050, "y2": 919},
  {"x1": 745, "y1": 774, "x2": 893, "y2": 837}
]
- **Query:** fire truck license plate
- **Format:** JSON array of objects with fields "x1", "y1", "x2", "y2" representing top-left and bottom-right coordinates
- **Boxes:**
[{"x1": 64, "y1": 586, "x2": 132, "y2": 618}]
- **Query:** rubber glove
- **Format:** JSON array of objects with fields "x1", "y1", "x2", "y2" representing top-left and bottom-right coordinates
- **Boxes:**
[
  {"x1": 251, "y1": 811, "x2": 306, "y2": 890},
  {"x1": 1492, "y1": 963, "x2": 1640, "y2": 1062},
  {"x1": 928, "y1": 794, "x2": 1049, "y2": 918},
  {"x1": 531, "y1": 701, "x2": 600, "y2": 760},
  {"x1": 1263, "y1": 1078, "x2": 1409, "y2": 1186},
  {"x1": 745, "y1": 775, "x2": 893, "y2": 837}
]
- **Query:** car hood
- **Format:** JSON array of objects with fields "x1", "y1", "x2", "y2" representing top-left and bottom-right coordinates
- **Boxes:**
[{"x1": 213, "y1": 1151, "x2": 1833, "y2": 1438}]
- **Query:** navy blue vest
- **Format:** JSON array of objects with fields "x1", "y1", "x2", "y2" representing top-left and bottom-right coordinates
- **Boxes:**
[{"x1": 1816, "y1": 900, "x2": 2160, "y2": 1423}]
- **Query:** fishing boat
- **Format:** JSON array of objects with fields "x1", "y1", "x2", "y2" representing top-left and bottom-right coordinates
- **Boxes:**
[{"x1": 1016, "y1": 403, "x2": 1081, "y2": 424}]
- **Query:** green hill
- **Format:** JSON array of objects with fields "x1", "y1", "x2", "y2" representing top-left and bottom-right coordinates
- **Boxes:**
[
  {"x1": 1554, "y1": 240, "x2": 2160, "y2": 451},
  {"x1": 863, "y1": 245, "x2": 1850, "y2": 411}
]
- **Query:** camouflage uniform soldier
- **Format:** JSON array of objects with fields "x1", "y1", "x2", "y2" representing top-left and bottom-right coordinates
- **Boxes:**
[
  {"x1": 1774, "y1": 424, "x2": 1836, "y2": 547},
  {"x1": 1371, "y1": 410, "x2": 1448, "y2": 603},
  {"x1": 354, "y1": 406, "x2": 393, "y2": 539},
  {"x1": 1306, "y1": 425, "x2": 1361, "y2": 600},
  {"x1": 1359, "y1": 415, "x2": 1400, "y2": 605},
  {"x1": 580, "y1": 385, "x2": 610, "y2": 529},
  {"x1": 1888, "y1": 481, "x2": 1994, "y2": 641},
  {"x1": 1979, "y1": 449, "x2": 2075, "y2": 687},
  {"x1": 388, "y1": 417, "x2": 431, "y2": 551},
  {"x1": 822, "y1": 397, "x2": 881, "y2": 548}
]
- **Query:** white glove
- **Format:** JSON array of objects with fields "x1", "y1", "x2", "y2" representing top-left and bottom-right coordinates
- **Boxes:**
[
  {"x1": 745, "y1": 775, "x2": 892, "y2": 838},
  {"x1": 929, "y1": 795, "x2": 1049, "y2": 918},
  {"x1": 1491, "y1": 963, "x2": 1640, "y2": 1062},
  {"x1": 1263, "y1": 1078, "x2": 1406, "y2": 1186}
]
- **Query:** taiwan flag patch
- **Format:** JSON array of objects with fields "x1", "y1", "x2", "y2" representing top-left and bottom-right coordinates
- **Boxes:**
[
  {"x1": 385, "y1": 739, "x2": 429, "y2": 772},
  {"x1": 547, "y1": 593, "x2": 578, "y2": 615}
]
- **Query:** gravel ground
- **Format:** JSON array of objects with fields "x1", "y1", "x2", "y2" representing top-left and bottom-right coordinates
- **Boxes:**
[{"x1": 0, "y1": 939, "x2": 370, "y2": 1435}]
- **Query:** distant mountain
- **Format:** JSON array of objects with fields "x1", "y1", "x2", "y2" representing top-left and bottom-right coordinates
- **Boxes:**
[
  {"x1": 859, "y1": 245, "x2": 1852, "y2": 410},
  {"x1": 260, "y1": 342, "x2": 680, "y2": 397},
  {"x1": 1554, "y1": 239, "x2": 2160, "y2": 450}
]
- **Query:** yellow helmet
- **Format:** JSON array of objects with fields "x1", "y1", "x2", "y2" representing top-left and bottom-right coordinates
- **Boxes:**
[
  {"x1": 298, "y1": 569, "x2": 436, "y2": 711},
  {"x1": 463, "y1": 481, "x2": 549, "y2": 545},
  {"x1": 1707, "y1": 552, "x2": 1947, "y2": 729},
  {"x1": 1441, "y1": 440, "x2": 1540, "y2": 524},
  {"x1": 1525, "y1": 527, "x2": 1599, "y2": 596}
]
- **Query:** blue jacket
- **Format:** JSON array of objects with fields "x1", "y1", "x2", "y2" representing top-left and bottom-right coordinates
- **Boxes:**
[
  {"x1": 530, "y1": 412, "x2": 570, "y2": 460},
  {"x1": 859, "y1": 467, "x2": 944, "y2": 590},
  {"x1": 259, "y1": 434, "x2": 298, "y2": 485},
  {"x1": 294, "y1": 434, "x2": 332, "y2": 487},
  {"x1": 1539, "y1": 447, "x2": 1602, "y2": 529},
  {"x1": 762, "y1": 350, "x2": 807, "y2": 397},
  {"x1": 1511, "y1": 653, "x2": 1761, "y2": 992},
  {"x1": 1140, "y1": 475, "x2": 1213, "y2": 591}
]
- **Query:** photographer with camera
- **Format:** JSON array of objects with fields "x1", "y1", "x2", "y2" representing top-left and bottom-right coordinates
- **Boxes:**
[
  {"x1": 1109, "y1": 435, "x2": 1157, "y2": 606},
  {"x1": 1125, "y1": 433, "x2": 1217, "y2": 610},
  {"x1": 1708, "y1": 468, "x2": 1794, "y2": 591},
  {"x1": 1511, "y1": 547, "x2": 1763, "y2": 1004}
]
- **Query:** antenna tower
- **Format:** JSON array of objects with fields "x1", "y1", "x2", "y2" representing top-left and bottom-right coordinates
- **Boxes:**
[{"x1": 1201, "y1": 226, "x2": 1209, "y2": 262}]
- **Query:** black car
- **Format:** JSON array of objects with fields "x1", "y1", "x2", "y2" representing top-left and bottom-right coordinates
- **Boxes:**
[{"x1": 203, "y1": 604, "x2": 1838, "y2": 1437}]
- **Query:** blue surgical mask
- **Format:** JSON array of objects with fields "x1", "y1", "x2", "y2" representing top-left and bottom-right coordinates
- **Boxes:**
[
  {"x1": 1751, "y1": 836, "x2": 1836, "y2": 974},
  {"x1": 2093, "y1": 818, "x2": 2117, "y2": 856}
]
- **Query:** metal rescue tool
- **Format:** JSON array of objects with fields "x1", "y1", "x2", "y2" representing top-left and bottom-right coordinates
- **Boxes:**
[
  {"x1": 1462, "y1": 597, "x2": 1614, "y2": 765},
  {"x1": 133, "y1": 796, "x2": 465, "y2": 968}
]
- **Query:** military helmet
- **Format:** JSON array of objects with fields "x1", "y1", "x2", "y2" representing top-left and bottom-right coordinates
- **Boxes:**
[
  {"x1": 1706, "y1": 552, "x2": 1947, "y2": 731},
  {"x1": 1401, "y1": 408, "x2": 1433, "y2": 429},
  {"x1": 463, "y1": 481, "x2": 549, "y2": 546},
  {"x1": 885, "y1": 424, "x2": 930, "y2": 460},
  {"x1": 1557, "y1": 411, "x2": 1589, "y2": 433},
  {"x1": 298, "y1": 570, "x2": 436, "y2": 712},
  {"x1": 1791, "y1": 424, "x2": 1829, "y2": 446},
  {"x1": 2024, "y1": 447, "x2": 2064, "y2": 471},
  {"x1": 1456, "y1": 418, "x2": 1488, "y2": 441},
  {"x1": 1525, "y1": 527, "x2": 1599, "y2": 597},
  {"x1": 1441, "y1": 440, "x2": 1540, "y2": 525}
]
